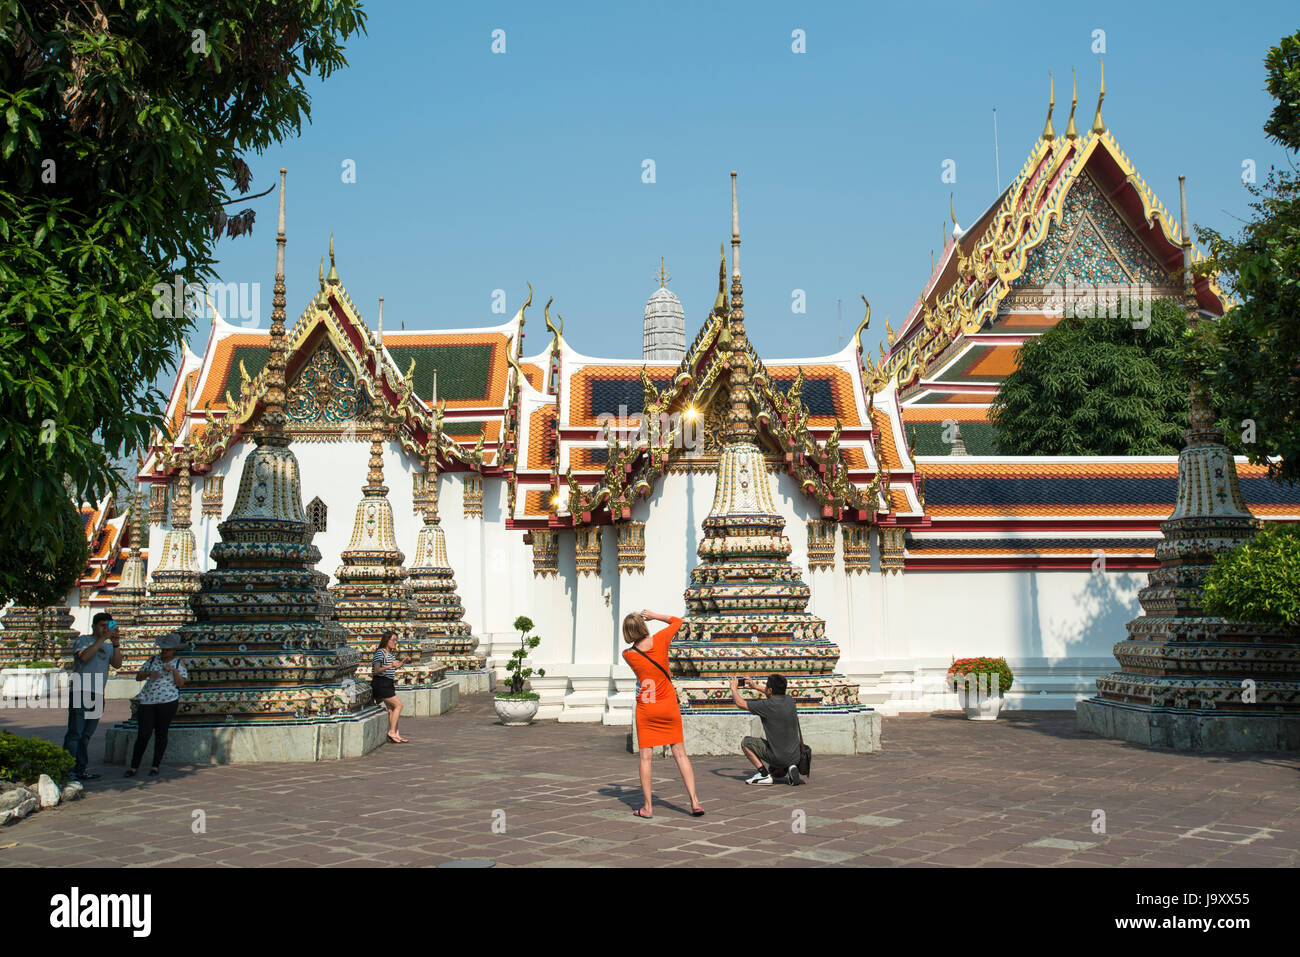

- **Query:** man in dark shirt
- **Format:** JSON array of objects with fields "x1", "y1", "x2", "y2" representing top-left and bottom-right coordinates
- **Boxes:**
[{"x1": 728, "y1": 673, "x2": 803, "y2": 786}]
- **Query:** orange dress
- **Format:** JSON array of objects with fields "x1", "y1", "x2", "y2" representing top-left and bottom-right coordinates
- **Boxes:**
[{"x1": 624, "y1": 617, "x2": 683, "y2": 748}]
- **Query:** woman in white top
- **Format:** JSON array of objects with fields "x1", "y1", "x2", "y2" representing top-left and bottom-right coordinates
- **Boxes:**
[{"x1": 126, "y1": 632, "x2": 188, "y2": 777}]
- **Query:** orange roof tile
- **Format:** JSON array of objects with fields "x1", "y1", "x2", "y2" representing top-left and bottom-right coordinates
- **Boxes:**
[
  {"x1": 526, "y1": 406, "x2": 557, "y2": 470},
  {"x1": 871, "y1": 408, "x2": 902, "y2": 470}
]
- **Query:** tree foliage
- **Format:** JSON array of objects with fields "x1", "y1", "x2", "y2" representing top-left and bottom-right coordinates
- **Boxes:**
[
  {"x1": 0, "y1": 0, "x2": 366, "y2": 604},
  {"x1": 1192, "y1": 29, "x2": 1300, "y2": 485},
  {"x1": 0, "y1": 494, "x2": 88, "y2": 608},
  {"x1": 990, "y1": 298, "x2": 1197, "y2": 456},
  {"x1": 1202, "y1": 523, "x2": 1300, "y2": 626}
]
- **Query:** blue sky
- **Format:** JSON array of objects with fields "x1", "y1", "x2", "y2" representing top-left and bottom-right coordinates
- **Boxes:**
[{"x1": 197, "y1": 0, "x2": 1298, "y2": 364}]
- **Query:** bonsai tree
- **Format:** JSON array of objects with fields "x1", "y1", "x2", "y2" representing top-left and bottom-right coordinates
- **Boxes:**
[{"x1": 500, "y1": 615, "x2": 546, "y2": 698}]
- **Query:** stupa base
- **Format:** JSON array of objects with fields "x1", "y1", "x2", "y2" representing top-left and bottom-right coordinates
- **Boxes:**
[
  {"x1": 394, "y1": 677, "x2": 459, "y2": 716},
  {"x1": 104, "y1": 705, "x2": 389, "y2": 764},
  {"x1": 628, "y1": 707, "x2": 879, "y2": 756},
  {"x1": 1076, "y1": 698, "x2": 1300, "y2": 751},
  {"x1": 444, "y1": 668, "x2": 492, "y2": 695}
]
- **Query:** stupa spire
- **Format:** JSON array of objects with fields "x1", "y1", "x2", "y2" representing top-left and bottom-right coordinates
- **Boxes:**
[
  {"x1": 724, "y1": 171, "x2": 756, "y2": 445},
  {"x1": 670, "y1": 173, "x2": 864, "y2": 721},
  {"x1": 261, "y1": 168, "x2": 290, "y2": 446}
]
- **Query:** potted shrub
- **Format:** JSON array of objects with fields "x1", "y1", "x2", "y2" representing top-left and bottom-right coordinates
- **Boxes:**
[
  {"x1": 493, "y1": 616, "x2": 546, "y2": 726},
  {"x1": 948, "y1": 657, "x2": 1014, "y2": 721}
]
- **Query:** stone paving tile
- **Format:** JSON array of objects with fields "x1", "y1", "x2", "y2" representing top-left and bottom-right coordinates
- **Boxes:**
[{"x1": 2, "y1": 698, "x2": 1298, "y2": 868}]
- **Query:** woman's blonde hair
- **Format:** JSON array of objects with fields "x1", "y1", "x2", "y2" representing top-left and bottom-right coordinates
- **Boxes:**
[{"x1": 622, "y1": 613, "x2": 649, "y2": 645}]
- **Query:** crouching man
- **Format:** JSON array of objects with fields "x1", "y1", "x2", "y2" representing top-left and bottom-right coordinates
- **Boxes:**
[{"x1": 728, "y1": 674, "x2": 803, "y2": 786}]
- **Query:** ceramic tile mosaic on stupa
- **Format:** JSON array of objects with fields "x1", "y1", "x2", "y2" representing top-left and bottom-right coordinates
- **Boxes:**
[
  {"x1": 0, "y1": 606, "x2": 77, "y2": 668},
  {"x1": 133, "y1": 450, "x2": 202, "y2": 666},
  {"x1": 1078, "y1": 191, "x2": 1300, "y2": 746},
  {"x1": 406, "y1": 472, "x2": 484, "y2": 674},
  {"x1": 172, "y1": 171, "x2": 381, "y2": 727},
  {"x1": 330, "y1": 416, "x2": 447, "y2": 688},
  {"x1": 670, "y1": 176, "x2": 864, "y2": 714},
  {"x1": 111, "y1": 490, "x2": 152, "y2": 670}
]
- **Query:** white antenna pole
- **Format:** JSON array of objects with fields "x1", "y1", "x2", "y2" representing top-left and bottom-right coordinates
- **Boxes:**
[{"x1": 993, "y1": 107, "x2": 1001, "y2": 193}]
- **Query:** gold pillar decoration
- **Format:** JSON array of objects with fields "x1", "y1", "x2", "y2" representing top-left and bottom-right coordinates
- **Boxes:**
[
  {"x1": 463, "y1": 476, "x2": 483, "y2": 518},
  {"x1": 806, "y1": 520, "x2": 836, "y2": 571},
  {"x1": 201, "y1": 475, "x2": 224, "y2": 517},
  {"x1": 880, "y1": 527, "x2": 907, "y2": 575},
  {"x1": 574, "y1": 526, "x2": 602, "y2": 577},
  {"x1": 842, "y1": 524, "x2": 872, "y2": 575},
  {"x1": 531, "y1": 529, "x2": 558, "y2": 578},
  {"x1": 413, "y1": 471, "x2": 431, "y2": 513},
  {"x1": 617, "y1": 522, "x2": 646, "y2": 574},
  {"x1": 149, "y1": 484, "x2": 168, "y2": 525}
]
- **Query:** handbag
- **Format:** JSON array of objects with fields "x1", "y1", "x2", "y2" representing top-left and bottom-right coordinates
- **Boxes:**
[
  {"x1": 631, "y1": 646, "x2": 673, "y2": 686},
  {"x1": 797, "y1": 727, "x2": 812, "y2": 777}
]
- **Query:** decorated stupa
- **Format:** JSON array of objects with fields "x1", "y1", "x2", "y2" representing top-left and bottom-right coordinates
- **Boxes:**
[
  {"x1": 130, "y1": 443, "x2": 202, "y2": 666},
  {"x1": 330, "y1": 406, "x2": 447, "y2": 692},
  {"x1": 1078, "y1": 178, "x2": 1300, "y2": 749},
  {"x1": 109, "y1": 170, "x2": 386, "y2": 762},
  {"x1": 407, "y1": 437, "x2": 486, "y2": 688},
  {"x1": 669, "y1": 174, "x2": 864, "y2": 715},
  {"x1": 0, "y1": 605, "x2": 77, "y2": 668},
  {"x1": 108, "y1": 486, "x2": 149, "y2": 652}
]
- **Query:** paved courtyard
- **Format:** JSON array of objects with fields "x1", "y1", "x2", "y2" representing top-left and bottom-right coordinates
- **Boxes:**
[{"x1": 2, "y1": 695, "x2": 1297, "y2": 867}]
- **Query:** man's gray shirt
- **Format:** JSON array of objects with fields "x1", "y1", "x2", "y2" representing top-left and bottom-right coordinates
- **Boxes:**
[
  {"x1": 749, "y1": 694, "x2": 801, "y2": 768},
  {"x1": 71, "y1": 634, "x2": 114, "y2": 703}
]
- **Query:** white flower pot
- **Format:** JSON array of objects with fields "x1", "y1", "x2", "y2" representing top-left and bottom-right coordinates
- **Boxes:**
[
  {"x1": 0, "y1": 667, "x2": 70, "y2": 705},
  {"x1": 494, "y1": 696, "x2": 540, "y2": 726},
  {"x1": 960, "y1": 688, "x2": 1005, "y2": 721}
]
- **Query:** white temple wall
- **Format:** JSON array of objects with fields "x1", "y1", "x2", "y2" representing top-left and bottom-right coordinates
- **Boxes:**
[{"x1": 98, "y1": 442, "x2": 1144, "y2": 718}]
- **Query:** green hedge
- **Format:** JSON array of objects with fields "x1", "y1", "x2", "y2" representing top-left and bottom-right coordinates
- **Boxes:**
[
  {"x1": 0, "y1": 730, "x2": 75, "y2": 786},
  {"x1": 1203, "y1": 523, "x2": 1300, "y2": 625}
]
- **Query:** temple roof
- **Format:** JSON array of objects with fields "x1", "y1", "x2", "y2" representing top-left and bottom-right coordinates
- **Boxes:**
[
  {"x1": 870, "y1": 120, "x2": 1228, "y2": 414},
  {"x1": 142, "y1": 254, "x2": 535, "y2": 482}
]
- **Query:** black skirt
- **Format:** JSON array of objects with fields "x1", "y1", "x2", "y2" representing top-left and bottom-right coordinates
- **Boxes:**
[{"x1": 371, "y1": 676, "x2": 397, "y2": 701}]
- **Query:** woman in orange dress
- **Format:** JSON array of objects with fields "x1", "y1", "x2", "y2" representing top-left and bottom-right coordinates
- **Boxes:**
[{"x1": 622, "y1": 609, "x2": 703, "y2": 818}]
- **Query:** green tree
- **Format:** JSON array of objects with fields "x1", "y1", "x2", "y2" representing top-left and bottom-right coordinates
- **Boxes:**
[
  {"x1": 0, "y1": 494, "x2": 88, "y2": 608},
  {"x1": 1192, "y1": 29, "x2": 1300, "y2": 485},
  {"x1": 990, "y1": 298, "x2": 1197, "y2": 456},
  {"x1": 1202, "y1": 523, "x2": 1300, "y2": 626},
  {"x1": 0, "y1": 0, "x2": 367, "y2": 605}
]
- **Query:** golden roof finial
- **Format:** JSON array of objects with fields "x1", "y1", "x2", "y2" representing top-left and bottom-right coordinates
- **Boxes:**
[
  {"x1": 1065, "y1": 68, "x2": 1079, "y2": 141},
  {"x1": 1091, "y1": 57, "x2": 1106, "y2": 135},
  {"x1": 327, "y1": 232, "x2": 339, "y2": 285},
  {"x1": 713, "y1": 242, "x2": 727, "y2": 313},
  {"x1": 1042, "y1": 71, "x2": 1056, "y2": 140},
  {"x1": 316, "y1": 256, "x2": 326, "y2": 308},
  {"x1": 656, "y1": 257, "x2": 671, "y2": 288},
  {"x1": 854, "y1": 295, "x2": 871, "y2": 356}
]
